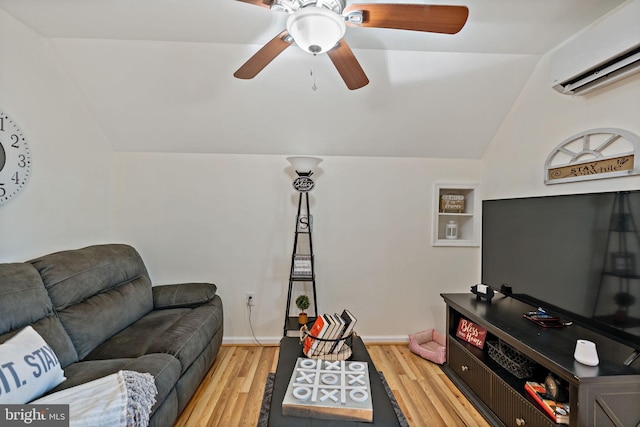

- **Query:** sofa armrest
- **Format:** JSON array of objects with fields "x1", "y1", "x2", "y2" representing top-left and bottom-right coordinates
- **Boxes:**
[{"x1": 152, "y1": 283, "x2": 217, "y2": 309}]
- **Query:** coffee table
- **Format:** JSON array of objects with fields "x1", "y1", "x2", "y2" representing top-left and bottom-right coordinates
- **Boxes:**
[{"x1": 267, "y1": 336, "x2": 404, "y2": 426}]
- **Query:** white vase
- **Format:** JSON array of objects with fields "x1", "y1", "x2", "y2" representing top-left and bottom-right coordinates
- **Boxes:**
[{"x1": 574, "y1": 339, "x2": 599, "y2": 366}]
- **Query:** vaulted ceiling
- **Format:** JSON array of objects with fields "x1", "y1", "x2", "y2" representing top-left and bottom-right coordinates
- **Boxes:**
[{"x1": 0, "y1": 0, "x2": 626, "y2": 158}]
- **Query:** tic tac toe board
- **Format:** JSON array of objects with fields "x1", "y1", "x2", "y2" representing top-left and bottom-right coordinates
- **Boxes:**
[{"x1": 282, "y1": 357, "x2": 373, "y2": 422}]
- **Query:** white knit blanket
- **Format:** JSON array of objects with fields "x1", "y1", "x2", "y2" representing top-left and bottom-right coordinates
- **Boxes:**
[{"x1": 32, "y1": 370, "x2": 157, "y2": 427}]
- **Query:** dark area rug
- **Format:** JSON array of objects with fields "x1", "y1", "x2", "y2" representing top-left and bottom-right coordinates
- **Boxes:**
[{"x1": 257, "y1": 371, "x2": 409, "y2": 427}]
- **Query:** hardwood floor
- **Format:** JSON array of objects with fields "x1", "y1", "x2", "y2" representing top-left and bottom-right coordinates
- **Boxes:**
[{"x1": 174, "y1": 343, "x2": 490, "y2": 427}]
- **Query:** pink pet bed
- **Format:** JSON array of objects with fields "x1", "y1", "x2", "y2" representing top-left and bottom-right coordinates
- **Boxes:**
[{"x1": 409, "y1": 329, "x2": 447, "y2": 364}]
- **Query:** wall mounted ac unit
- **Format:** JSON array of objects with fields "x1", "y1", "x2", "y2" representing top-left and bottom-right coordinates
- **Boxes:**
[{"x1": 550, "y1": 0, "x2": 640, "y2": 96}]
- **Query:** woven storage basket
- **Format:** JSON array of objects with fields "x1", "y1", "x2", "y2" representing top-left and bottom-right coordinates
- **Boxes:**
[
  {"x1": 486, "y1": 340, "x2": 534, "y2": 379},
  {"x1": 299, "y1": 325, "x2": 354, "y2": 361}
]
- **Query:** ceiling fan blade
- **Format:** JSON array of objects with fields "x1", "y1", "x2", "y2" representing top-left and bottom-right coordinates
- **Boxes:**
[
  {"x1": 327, "y1": 40, "x2": 369, "y2": 90},
  {"x1": 343, "y1": 4, "x2": 469, "y2": 34},
  {"x1": 235, "y1": 0, "x2": 272, "y2": 9},
  {"x1": 234, "y1": 30, "x2": 293, "y2": 79}
]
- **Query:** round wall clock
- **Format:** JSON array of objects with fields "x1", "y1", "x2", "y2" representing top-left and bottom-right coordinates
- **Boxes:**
[{"x1": 0, "y1": 109, "x2": 32, "y2": 205}]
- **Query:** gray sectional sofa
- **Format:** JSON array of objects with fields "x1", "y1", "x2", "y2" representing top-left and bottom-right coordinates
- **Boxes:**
[{"x1": 0, "y1": 244, "x2": 224, "y2": 426}]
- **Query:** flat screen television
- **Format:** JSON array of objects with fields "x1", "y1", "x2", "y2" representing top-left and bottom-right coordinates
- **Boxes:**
[{"x1": 482, "y1": 189, "x2": 640, "y2": 355}]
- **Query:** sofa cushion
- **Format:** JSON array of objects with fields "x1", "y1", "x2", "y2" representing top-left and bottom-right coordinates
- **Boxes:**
[
  {"x1": 29, "y1": 244, "x2": 154, "y2": 359},
  {"x1": 51, "y1": 353, "x2": 181, "y2": 414},
  {"x1": 147, "y1": 299, "x2": 223, "y2": 373},
  {"x1": 0, "y1": 326, "x2": 66, "y2": 404},
  {"x1": 149, "y1": 389, "x2": 178, "y2": 427},
  {"x1": 0, "y1": 263, "x2": 78, "y2": 367},
  {"x1": 58, "y1": 278, "x2": 153, "y2": 360},
  {"x1": 84, "y1": 309, "x2": 190, "y2": 360},
  {"x1": 28, "y1": 316, "x2": 79, "y2": 368},
  {"x1": 174, "y1": 327, "x2": 223, "y2": 413},
  {"x1": 0, "y1": 263, "x2": 52, "y2": 335},
  {"x1": 85, "y1": 296, "x2": 223, "y2": 374},
  {"x1": 29, "y1": 244, "x2": 151, "y2": 310}
]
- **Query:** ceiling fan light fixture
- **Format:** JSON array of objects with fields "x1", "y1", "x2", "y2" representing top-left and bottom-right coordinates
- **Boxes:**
[{"x1": 286, "y1": 7, "x2": 346, "y2": 55}]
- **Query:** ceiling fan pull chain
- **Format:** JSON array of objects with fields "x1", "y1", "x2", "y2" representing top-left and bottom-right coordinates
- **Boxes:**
[
  {"x1": 310, "y1": 58, "x2": 318, "y2": 91},
  {"x1": 310, "y1": 67, "x2": 317, "y2": 91}
]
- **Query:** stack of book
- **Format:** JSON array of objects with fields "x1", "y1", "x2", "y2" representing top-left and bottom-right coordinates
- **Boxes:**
[
  {"x1": 524, "y1": 381, "x2": 570, "y2": 425},
  {"x1": 303, "y1": 309, "x2": 357, "y2": 358}
]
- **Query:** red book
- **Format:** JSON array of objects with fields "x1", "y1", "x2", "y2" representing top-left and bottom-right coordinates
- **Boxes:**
[
  {"x1": 524, "y1": 381, "x2": 570, "y2": 424},
  {"x1": 456, "y1": 318, "x2": 487, "y2": 349},
  {"x1": 303, "y1": 316, "x2": 328, "y2": 357}
]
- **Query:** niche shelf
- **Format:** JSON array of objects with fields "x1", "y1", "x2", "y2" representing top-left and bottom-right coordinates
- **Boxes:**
[{"x1": 432, "y1": 183, "x2": 480, "y2": 247}]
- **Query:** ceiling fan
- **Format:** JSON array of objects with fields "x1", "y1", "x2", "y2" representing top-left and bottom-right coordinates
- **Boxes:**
[{"x1": 233, "y1": 0, "x2": 469, "y2": 90}]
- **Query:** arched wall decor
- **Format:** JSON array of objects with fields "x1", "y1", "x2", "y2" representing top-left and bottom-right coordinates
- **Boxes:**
[{"x1": 545, "y1": 128, "x2": 640, "y2": 184}]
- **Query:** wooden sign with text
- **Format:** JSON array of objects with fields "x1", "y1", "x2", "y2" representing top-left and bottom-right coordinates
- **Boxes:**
[
  {"x1": 440, "y1": 194, "x2": 465, "y2": 213},
  {"x1": 456, "y1": 318, "x2": 487, "y2": 349},
  {"x1": 547, "y1": 154, "x2": 634, "y2": 182},
  {"x1": 545, "y1": 129, "x2": 640, "y2": 185}
]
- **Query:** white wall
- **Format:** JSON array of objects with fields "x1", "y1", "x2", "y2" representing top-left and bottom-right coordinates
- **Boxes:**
[
  {"x1": 1, "y1": 8, "x2": 483, "y2": 343},
  {"x1": 115, "y1": 153, "x2": 482, "y2": 343},
  {"x1": 482, "y1": 53, "x2": 640, "y2": 198},
  {"x1": 0, "y1": 10, "x2": 115, "y2": 261},
  {"x1": 7, "y1": 1, "x2": 638, "y2": 344}
]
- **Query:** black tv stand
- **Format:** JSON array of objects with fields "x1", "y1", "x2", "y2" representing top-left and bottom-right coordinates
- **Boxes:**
[
  {"x1": 442, "y1": 293, "x2": 640, "y2": 427},
  {"x1": 624, "y1": 350, "x2": 640, "y2": 366}
]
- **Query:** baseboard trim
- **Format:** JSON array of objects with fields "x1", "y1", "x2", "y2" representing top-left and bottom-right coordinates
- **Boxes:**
[
  {"x1": 223, "y1": 336, "x2": 282, "y2": 345},
  {"x1": 361, "y1": 335, "x2": 409, "y2": 344},
  {"x1": 223, "y1": 335, "x2": 410, "y2": 345}
]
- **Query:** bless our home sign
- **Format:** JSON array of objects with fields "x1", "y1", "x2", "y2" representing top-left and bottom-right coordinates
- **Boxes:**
[{"x1": 545, "y1": 128, "x2": 640, "y2": 184}]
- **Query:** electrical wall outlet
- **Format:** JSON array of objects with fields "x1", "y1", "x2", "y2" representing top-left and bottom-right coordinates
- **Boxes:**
[{"x1": 246, "y1": 292, "x2": 256, "y2": 306}]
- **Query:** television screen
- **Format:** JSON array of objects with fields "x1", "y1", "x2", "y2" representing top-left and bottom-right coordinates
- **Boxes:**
[{"x1": 482, "y1": 190, "x2": 640, "y2": 352}]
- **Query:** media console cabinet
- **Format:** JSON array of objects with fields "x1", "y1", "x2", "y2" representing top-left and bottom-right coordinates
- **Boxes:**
[{"x1": 441, "y1": 293, "x2": 640, "y2": 427}]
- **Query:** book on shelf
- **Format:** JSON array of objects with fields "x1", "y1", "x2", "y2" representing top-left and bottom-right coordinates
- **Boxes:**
[
  {"x1": 303, "y1": 315, "x2": 329, "y2": 357},
  {"x1": 317, "y1": 314, "x2": 337, "y2": 355},
  {"x1": 328, "y1": 313, "x2": 347, "y2": 353},
  {"x1": 524, "y1": 381, "x2": 570, "y2": 425},
  {"x1": 333, "y1": 309, "x2": 357, "y2": 354},
  {"x1": 303, "y1": 309, "x2": 357, "y2": 356}
]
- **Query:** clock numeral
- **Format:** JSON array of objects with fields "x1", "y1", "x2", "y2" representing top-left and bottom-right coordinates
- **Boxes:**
[{"x1": 0, "y1": 111, "x2": 31, "y2": 205}]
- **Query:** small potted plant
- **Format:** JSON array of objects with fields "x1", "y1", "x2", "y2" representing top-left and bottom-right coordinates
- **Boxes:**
[
  {"x1": 295, "y1": 295, "x2": 310, "y2": 325},
  {"x1": 613, "y1": 292, "x2": 636, "y2": 323}
]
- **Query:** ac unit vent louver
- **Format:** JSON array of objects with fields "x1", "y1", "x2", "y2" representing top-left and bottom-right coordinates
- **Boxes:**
[
  {"x1": 558, "y1": 46, "x2": 640, "y2": 95},
  {"x1": 550, "y1": 0, "x2": 640, "y2": 96}
]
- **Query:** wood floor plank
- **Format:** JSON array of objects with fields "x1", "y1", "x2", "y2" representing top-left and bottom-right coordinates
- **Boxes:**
[
  {"x1": 174, "y1": 343, "x2": 490, "y2": 427},
  {"x1": 390, "y1": 345, "x2": 419, "y2": 380},
  {"x1": 174, "y1": 347, "x2": 235, "y2": 427},
  {"x1": 399, "y1": 374, "x2": 435, "y2": 427},
  {"x1": 240, "y1": 347, "x2": 277, "y2": 425}
]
